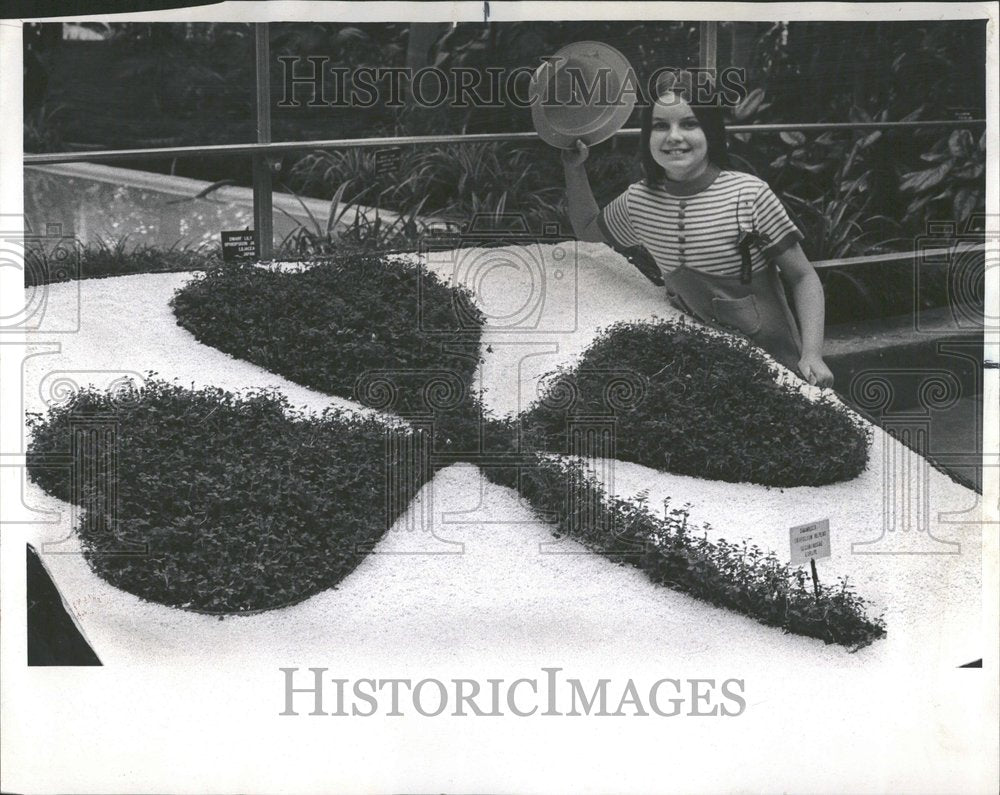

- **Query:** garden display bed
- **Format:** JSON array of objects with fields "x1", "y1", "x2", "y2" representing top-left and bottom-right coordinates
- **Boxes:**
[
  {"x1": 22, "y1": 243, "x2": 981, "y2": 662},
  {"x1": 17, "y1": 245, "x2": 985, "y2": 790}
]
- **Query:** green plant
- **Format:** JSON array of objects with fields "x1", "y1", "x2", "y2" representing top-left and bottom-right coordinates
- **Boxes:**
[
  {"x1": 747, "y1": 108, "x2": 924, "y2": 321},
  {"x1": 170, "y1": 253, "x2": 486, "y2": 454},
  {"x1": 285, "y1": 141, "x2": 570, "y2": 243},
  {"x1": 770, "y1": 106, "x2": 916, "y2": 256},
  {"x1": 114, "y1": 48, "x2": 226, "y2": 117},
  {"x1": 484, "y1": 455, "x2": 886, "y2": 650},
  {"x1": 413, "y1": 143, "x2": 561, "y2": 222},
  {"x1": 23, "y1": 102, "x2": 67, "y2": 153},
  {"x1": 288, "y1": 147, "x2": 424, "y2": 208},
  {"x1": 784, "y1": 181, "x2": 875, "y2": 263},
  {"x1": 23, "y1": 236, "x2": 217, "y2": 287},
  {"x1": 900, "y1": 128, "x2": 986, "y2": 227},
  {"x1": 519, "y1": 318, "x2": 871, "y2": 487},
  {"x1": 27, "y1": 254, "x2": 885, "y2": 646},
  {"x1": 276, "y1": 180, "x2": 437, "y2": 256},
  {"x1": 748, "y1": 21, "x2": 984, "y2": 131},
  {"x1": 108, "y1": 24, "x2": 254, "y2": 119},
  {"x1": 26, "y1": 379, "x2": 419, "y2": 613}
]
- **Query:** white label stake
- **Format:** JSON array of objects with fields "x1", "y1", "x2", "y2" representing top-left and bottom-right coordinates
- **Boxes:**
[{"x1": 789, "y1": 519, "x2": 831, "y2": 600}]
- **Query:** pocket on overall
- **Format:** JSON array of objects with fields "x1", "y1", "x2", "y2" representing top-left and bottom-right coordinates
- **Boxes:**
[{"x1": 711, "y1": 295, "x2": 762, "y2": 335}]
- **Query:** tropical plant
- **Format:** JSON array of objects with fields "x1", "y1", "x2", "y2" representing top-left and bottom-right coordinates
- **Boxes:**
[
  {"x1": 276, "y1": 181, "x2": 437, "y2": 256},
  {"x1": 724, "y1": 87, "x2": 772, "y2": 175},
  {"x1": 22, "y1": 102, "x2": 66, "y2": 153},
  {"x1": 773, "y1": 107, "x2": 912, "y2": 259},
  {"x1": 899, "y1": 128, "x2": 986, "y2": 228},
  {"x1": 288, "y1": 147, "x2": 424, "y2": 207},
  {"x1": 412, "y1": 143, "x2": 565, "y2": 226},
  {"x1": 286, "y1": 141, "x2": 570, "y2": 238}
]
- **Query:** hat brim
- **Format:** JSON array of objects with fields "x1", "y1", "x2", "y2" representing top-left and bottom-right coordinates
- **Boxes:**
[{"x1": 529, "y1": 41, "x2": 637, "y2": 149}]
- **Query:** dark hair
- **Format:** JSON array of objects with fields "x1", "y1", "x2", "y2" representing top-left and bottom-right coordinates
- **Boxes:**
[{"x1": 639, "y1": 93, "x2": 731, "y2": 187}]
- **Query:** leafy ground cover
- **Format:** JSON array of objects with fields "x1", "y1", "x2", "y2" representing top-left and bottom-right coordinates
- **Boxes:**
[
  {"x1": 24, "y1": 237, "x2": 217, "y2": 287},
  {"x1": 26, "y1": 253, "x2": 883, "y2": 646},
  {"x1": 518, "y1": 319, "x2": 872, "y2": 487},
  {"x1": 170, "y1": 255, "x2": 487, "y2": 455},
  {"x1": 484, "y1": 456, "x2": 886, "y2": 649},
  {"x1": 26, "y1": 380, "x2": 419, "y2": 613}
]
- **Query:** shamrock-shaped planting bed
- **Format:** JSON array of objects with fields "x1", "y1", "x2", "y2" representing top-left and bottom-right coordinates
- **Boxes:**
[{"x1": 24, "y1": 252, "x2": 891, "y2": 647}]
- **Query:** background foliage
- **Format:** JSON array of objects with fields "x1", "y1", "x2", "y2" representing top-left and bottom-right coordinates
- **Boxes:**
[{"x1": 24, "y1": 20, "x2": 986, "y2": 320}]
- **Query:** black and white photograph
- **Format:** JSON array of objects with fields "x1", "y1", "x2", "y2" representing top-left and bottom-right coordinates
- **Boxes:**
[{"x1": 1, "y1": 1, "x2": 997, "y2": 792}]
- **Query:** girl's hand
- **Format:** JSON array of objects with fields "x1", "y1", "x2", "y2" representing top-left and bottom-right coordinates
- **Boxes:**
[
  {"x1": 798, "y1": 354, "x2": 834, "y2": 388},
  {"x1": 561, "y1": 139, "x2": 590, "y2": 168}
]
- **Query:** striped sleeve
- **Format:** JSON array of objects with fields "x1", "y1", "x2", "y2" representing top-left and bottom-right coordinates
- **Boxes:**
[
  {"x1": 598, "y1": 188, "x2": 641, "y2": 248},
  {"x1": 753, "y1": 185, "x2": 803, "y2": 257}
]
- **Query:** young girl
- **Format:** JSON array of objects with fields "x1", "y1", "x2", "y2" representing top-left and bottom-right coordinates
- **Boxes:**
[{"x1": 561, "y1": 81, "x2": 835, "y2": 387}]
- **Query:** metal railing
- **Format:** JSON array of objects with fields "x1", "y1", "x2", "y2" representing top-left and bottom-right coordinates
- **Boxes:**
[
  {"x1": 22, "y1": 119, "x2": 985, "y2": 167},
  {"x1": 24, "y1": 117, "x2": 988, "y2": 269}
]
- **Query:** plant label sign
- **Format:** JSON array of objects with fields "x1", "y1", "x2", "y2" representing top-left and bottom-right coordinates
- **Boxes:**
[
  {"x1": 375, "y1": 147, "x2": 402, "y2": 176},
  {"x1": 221, "y1": 230, "x2": 256, "y2": 262},
  {"x1": 789, "y1": 519, "x2": 831, "y2": 565}
]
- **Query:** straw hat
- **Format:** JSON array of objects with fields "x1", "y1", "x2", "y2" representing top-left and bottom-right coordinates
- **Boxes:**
[{"x1": 529, "y1": 41, "x2": 638, "y2": 148}]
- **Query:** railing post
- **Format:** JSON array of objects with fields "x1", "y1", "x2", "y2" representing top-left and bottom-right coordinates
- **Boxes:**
[
  {"x1": 253, "y1": 22, "x2": 274, "y2": 261},
  {"x1": 699, "y1": 21, "x2": 718, "y2": 73}
]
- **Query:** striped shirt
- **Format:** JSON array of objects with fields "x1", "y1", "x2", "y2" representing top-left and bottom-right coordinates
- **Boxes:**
[{"x1": 598, "y1": 168, "x2": 803, "y2": 278}]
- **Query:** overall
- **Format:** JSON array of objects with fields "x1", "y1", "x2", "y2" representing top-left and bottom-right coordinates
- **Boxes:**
[{"x1": 661, "y1": 230, "x2": 803, "y2": 374}]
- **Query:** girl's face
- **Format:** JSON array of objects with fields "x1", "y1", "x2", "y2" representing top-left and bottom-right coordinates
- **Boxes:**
[{"x1": 649, "y1": 92, "x2": 710, "y2": 181}]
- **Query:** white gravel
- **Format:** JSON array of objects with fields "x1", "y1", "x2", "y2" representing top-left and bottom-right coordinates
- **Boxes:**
[{"x1": 8, "y1": 247, "x2": 990, "y2": 794}]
